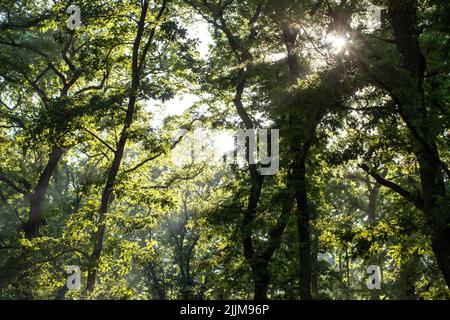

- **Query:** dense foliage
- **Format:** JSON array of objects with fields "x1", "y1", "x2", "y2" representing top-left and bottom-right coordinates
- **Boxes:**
[{"x1": 0, "y1": 0, "x2": 449, "y2": 300}]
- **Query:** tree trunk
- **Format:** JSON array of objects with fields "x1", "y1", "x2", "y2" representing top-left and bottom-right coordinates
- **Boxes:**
[
  {"x1": 86, "y1": 128, "x2": 128, "y2": 292},
  {"x1": 387, "y1": 0, "x2": 450, "y2": 287},
  {"x1": 85, "y1": 0, "x2": 168, "y2": 292},
  {"x1": 23, "y1": 146, "x2": 65, "y2": 239},
  {"x1": 311, "y1": 232, "x2": 319, "y2": 299},
  {"x1": 281, "y1": 16, "x2": 314, "y2": 300},
  {"x1": 417, "y1": 149, "x2": 450, "y2": 286},
  {"x1": 252, "y1": 259, "x2": 270, "y2": 300},
  {"x1": 398, "y1": 250, "x2": 419, "y2": 300},
  {"x1": 295, "y1": 156, "x2": 312, "y2": 300},
  {"x1": 241, "y1": 174, "x2": 267, "y2": 300}
]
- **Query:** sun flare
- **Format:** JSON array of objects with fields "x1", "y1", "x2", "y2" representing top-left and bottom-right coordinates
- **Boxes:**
[{"x1": 327, "y1": 34, "x2": 348, "y2": 53}]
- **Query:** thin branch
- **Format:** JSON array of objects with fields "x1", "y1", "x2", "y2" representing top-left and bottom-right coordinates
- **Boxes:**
[
  {"x1": 124, "y1": 118, "x2": 202, "y2": 174},
  {"x1": 143, "y1": 163, "x2": 207, "y2": 189},
  {"x1": 84, "y1": 129, "x2": 117, "y2": 153},
  {"x1": 124, "y1": 152, "x2": 163, "y2": 174},
  {"x1": 360, "y1": 164, "x2": 423, "y2": 210},
  {"x1": 0, "y1": 13, "x2": 53, "y2": 32},
  {"x1": 138, "y1": 0, "x2": 168, "y2": 73}
]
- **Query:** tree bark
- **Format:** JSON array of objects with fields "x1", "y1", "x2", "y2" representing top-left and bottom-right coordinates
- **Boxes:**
[
  {"x1": 86, "y1": 0, "x2": 168, "y2": 292},
  {"x1": 250, "y1": 187, "x2": 295, "y2": 300},
  {"x1": 311, "y1": 232, "x2": 319, "y2": 299},
  {"x1": 417, "y1": 149, "x2": 450, "y2": 286},
  {"x1": 398, "y1": 249, "x2": 419, "y2": 300},
  {"x1": 387, "y1": 0, "x2": 450, "y2": 287},
  {"x1": 295, "y1": 156, "x2": 312, "y2": 300},
  {"x1": 281, "y1": 17, "x2": 314, "y2": 300},
  {"x1": 252, "y1": 259, "x2": 270, "y2": 300},
  {"x1": 22, "y1": 146, "x2": 65, "y2": 239}
]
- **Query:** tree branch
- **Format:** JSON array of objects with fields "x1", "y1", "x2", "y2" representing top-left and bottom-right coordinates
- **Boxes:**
[
  {"x1": 0, "y1": 168, "x2": 29, "y2": 196},
  {"x1": 84, "y1": 129, "x2": 117, "y2": 153},
  {"x1": 360, "y1": 164, "x2": 423, "y2": 210}
]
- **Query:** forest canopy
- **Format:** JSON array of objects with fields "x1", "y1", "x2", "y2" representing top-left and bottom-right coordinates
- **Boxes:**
[{"x1": 0, "y1": 0, "x2": 449, "y2": 300}]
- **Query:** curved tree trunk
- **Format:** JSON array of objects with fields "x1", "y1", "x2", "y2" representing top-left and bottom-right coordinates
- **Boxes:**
[
  {"x1": 86, "y1": 0, "x2": 168, "y2": 292},
  {"x1": 23, "y1": 146, "x2": 65, "y2": 239}
]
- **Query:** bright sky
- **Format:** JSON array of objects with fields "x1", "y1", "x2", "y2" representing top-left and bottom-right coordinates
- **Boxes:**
[
  {"x1": 151, "y1": 18, "x2": 350, "y2": 159},
  {"x1": 149, "y1": 18, "x2": 211, "y2": 125},
  {"x1": 149, "y1": 19, "x2": 237, "y2": 157}
]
